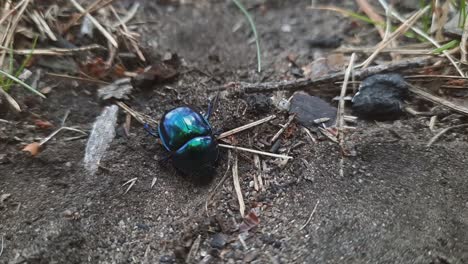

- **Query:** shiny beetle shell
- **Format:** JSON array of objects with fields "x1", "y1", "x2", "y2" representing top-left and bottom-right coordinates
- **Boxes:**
[{"x1": 158, "y1": 106, "x2": 218, "y2": 176}]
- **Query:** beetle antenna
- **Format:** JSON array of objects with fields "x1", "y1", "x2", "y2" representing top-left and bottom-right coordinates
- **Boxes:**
[
  {"x1": 205, "y1": 91, "x2": 220, "y2": 120},
  {"x1": 144, "y1": 123, "x2": 159, "y2": 138}
]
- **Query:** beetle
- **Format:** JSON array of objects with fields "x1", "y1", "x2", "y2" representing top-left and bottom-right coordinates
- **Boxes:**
[{"x1": 144, "y1": 97, "x2": 219, "y2": 178}]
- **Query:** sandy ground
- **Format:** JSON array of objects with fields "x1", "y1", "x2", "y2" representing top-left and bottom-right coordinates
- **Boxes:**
[{"x1": 1, "y1": 1, "x2": 468, "y2": 263}]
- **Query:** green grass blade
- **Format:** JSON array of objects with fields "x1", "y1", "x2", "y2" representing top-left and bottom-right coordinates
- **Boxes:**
[
  {"x1": 431, "y1": 39, "x2": 460, "y2": 54},
  {"x1": 0, "y1": 68, "x2": 46, "y2": 98},
  {"x1": 459, "y1": 0, "x2": 467, "y2": 28},
  {"x1": 233, "y1": 0, "x2": 262, "y2": 73}
]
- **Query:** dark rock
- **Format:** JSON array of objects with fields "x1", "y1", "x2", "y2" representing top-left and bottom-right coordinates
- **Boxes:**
[
  {"x1": 245, "y1": 93, "x2": 272, "y2": 113},
  {"x1": 307, "y1": 35, "x2": 343, "y2": 49},
  {"x1": 132, "y1": 61, "x2": 178, "y2": 89},
  {"x1": 135, "y1": 223, "x2": 150, "y2": 230},
  {"x1": 159, "y1": 254, "x2": 176, "y2": 264},
  {"x1": 351, "y1": 74, "x2": 408, "y2": 120},
  {"x1": 210, "y1": 233, "x2": 227, "y2": 249},
  {"x1": 289, "y1": 91, "x2": 336, "y2": 128}
]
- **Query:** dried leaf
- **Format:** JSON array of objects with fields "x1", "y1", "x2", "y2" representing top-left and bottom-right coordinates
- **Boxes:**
[
  {"x1": 132, "y1": 61, "x2": 178, "y2": 89},
  {"x1": 239, "y1": 209, "x2": 260, "y2": 233},
  {"x1": 34, "y1": 119, "x2": 54, "y2": 129},
  {"x1": 98, "y1": 78, "x2": 133, "y2": 101},
  {"x1": 81, "y1": 57, "x2": 107, "y2": 79},
  {"x1": 22, "y1": 142, "x2": 41, "y2": 156}
]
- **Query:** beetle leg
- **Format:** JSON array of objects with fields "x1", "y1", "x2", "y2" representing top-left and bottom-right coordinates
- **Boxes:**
[
  {"x1": 205, "y1": 91, "x2": 220, "y2": 120},
  {"x1": 212, "y1": 128, "x2": 223, "y2": 137},
  {"x1": 144, "y1": 123, "x2": 159, "y2": 138}
]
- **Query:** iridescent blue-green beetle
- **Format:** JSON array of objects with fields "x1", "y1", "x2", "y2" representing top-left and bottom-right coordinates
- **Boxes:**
[{"x1": 145, "y1": 98, "x2": 219, "y2": 178}]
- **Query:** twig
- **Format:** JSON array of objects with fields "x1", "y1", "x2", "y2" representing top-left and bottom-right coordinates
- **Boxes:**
[
  {"x1": 269, "y1": 114, "x2": 295, "y2": 144},
  {"x1": 378, "y1": 0, "x2": 464, "y2": 77},
  {"x1": 205, "y1": 151, "x2": 232, "y2": 213},
  {"x1": 407, "y1": 83, "x2": 468, "y2": 116},
  {"x1": 427, "y1": 124, "x2": 468, "y2": 147},
  {"x1": 318, "y1": 127, "x2": 339, "y2": 143},
  {"x1": 219, "y1": 144, "x2": 292, "y2": 159},
  {"x1": 45, "y1": 72, "x2": 110, "y2": 85},
  {"x1": 122, "y1": 177, "x2": 137, "y2": 194},
  {"x1": 232, "y1": 152, "x2": 245, "y2": 217},
  {"x1": 406, "y1": 75, "x2": 468, "y2": 80},
  {"x1": 217, "y1": 115, "x2": 276, "y2": 139},
  {"x1": 337, "y1": 53, "x2": 355, "y2": 177},
  {"x1": 299, "y1": 200, "x2": 320, "y2": 230},
  {"x1": 338, "y1": 46, "x2": 432, "y2": 55},
  {"x1": 69, "y1": 0, "x2": 118, "y2": 48},
  {"x1": 360, "y1": 6, "x2": 429, "y2": 68},
  {"x1": 0, "y1": 44, "x2": 105, "y2": 55},
  {"x1": 212, "y1": 56, "x2": 434, "y2": 94}
]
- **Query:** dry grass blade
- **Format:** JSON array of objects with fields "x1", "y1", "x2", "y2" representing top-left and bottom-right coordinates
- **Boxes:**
[
  {"x1": 427, "y1": 124, "x2": 468, "y2": 147},
  {"x1": 109, "y1": 5, "x2": 145, "y2": 61},
  {"x1": 0, "y1": 88, "x2": 21, "y2": 111},
  {"x1": 218, "y1": 143, "x2": 293, "y2": 159},
  {"x1": 151, "y1": 177, "x2": 157, "y2": 189},
  {"x1": 0, "y1": 0, "x2": 30, "y2": 69},
  {"x1": 69, "y1": 0, "x2": 118, "y2": 48},
  {"x1": 299, "y1": 200, "x2": 320, "y2": 230},
  {"x1": 360, "y1": 6, "x2": 429, "y2": 68},
  {"x1": 39, "y1": 126, "x2": 87, "y2": 146},
  {"x1": 205, "y1": 151, "x2": 232, "y2": 214},
  {"x1": 253, "y1": 154, "x2": 261, "y2": 191},
  {"x1": 30, "y1": 10, "x2": 57, "y2": 41},
  {"x1": 122, "y1": 177, "x2": 137, "y2": 194},
  {"x1": 0, "y1": 44, "x2": 104, "y2": 55},
  {"x1": 111, "y1": 2, "x2": 140, "y2": 28},
  {"x1": 270, "y1": 114, "x2": 295, "y2": 144},
  {"x1": 45, "y1": 72, "x2": 110, "y2": 85},
  {"x1": 355, "y1": 0, "x2": 385, "y2": 38},
  {"x1": 62, "y1": 0, "x2": 106, "y2": 33},
  {"x1": 217, "y1": 115, "x2": 276, "y2": 139},
  {"x1": 0, "y1": 234, "x2": 3, "y2": 258},
  {"x1": 461, "y1": 9, "x2": 468, "y2": 62},
  {"x1": 115, "y1": 101, "x2": 158, "y2": 127},
  {"x1": 232, "y1": 152, "x2": 245, "y2": 217},
  {"x1": 378, "y1": 0, "x2": 464, "y2": 77},
  {"x1": 0, "y1": 0, "x2": 26, "y2": 25},
  {"x1": 407, "y1": 83, "x2": 468, "y2": 116}
]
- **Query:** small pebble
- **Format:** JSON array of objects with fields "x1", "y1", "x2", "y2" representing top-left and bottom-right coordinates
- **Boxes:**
[{"x1": 210, "y1": 233, "x2": 227, "y2": 249}]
